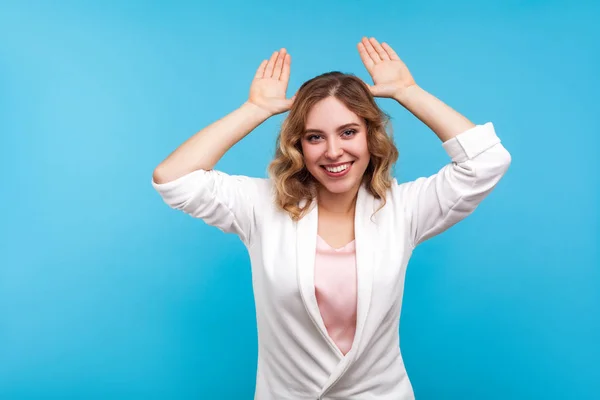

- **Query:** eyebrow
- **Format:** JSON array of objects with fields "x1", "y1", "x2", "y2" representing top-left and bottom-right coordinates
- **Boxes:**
[{"x1": 304, "y1": 122, "x2": 361, "y2": 135}]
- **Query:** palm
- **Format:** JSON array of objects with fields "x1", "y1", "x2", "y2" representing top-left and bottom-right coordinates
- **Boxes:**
[
  {"x1": 250, "y1": 78, "x2": 286, "y2": 102},
  {"x1": 248, "y1": 48, "x2": 294, "y2": 116},
  {"x1": 357, "y1": 37, "x2": 416, "y2": 99}
]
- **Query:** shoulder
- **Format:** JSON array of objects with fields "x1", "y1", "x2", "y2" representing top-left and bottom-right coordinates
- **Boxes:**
[
  {"x1": 231, "y1": 174, "x2": 279, "y2": 210},
  {"x1": 370, "y1": 178, "x2": 405, "y2": 207},
  {"x1": 368, "y1": 178, "x2": 412, "y2": 221}
]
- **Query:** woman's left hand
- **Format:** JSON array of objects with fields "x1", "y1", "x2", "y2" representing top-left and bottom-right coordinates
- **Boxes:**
[{"x1": 358, "y1": 37, "x2": 416, "y2": 99}]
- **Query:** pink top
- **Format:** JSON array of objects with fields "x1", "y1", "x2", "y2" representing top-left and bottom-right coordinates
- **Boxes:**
[{"x1": 314, "y1": 235, "x2": 357, "y2": 355}]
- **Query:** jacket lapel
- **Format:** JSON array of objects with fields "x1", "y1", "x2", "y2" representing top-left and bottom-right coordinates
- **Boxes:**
[
  {"x1": 295, "y1": 184, "x2": 379, "y2": 369},
  {"x1": 318, "y1": 184, "x2": 379, "y2": 395},
  {"x1": 296, "y1": 198, "x2": 344, "y2": 357},
  {"x1": 351, "y1": 183, "x2": 377, "y2": 352}
]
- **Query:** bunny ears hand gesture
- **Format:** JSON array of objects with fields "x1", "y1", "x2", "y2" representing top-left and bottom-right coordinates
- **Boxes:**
[
  {"x1": 357, "y1": 37, "x2": 417, "y2": 99},
  {"x1": 248, "y1": 48, "x2": 295, "y2": 117},
  {"x1": 247, "y1": 39, "x2": 416, "y2": 116}
]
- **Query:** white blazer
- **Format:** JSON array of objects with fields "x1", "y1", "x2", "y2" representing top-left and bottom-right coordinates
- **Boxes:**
[{"x1": 152, "y1": 122, "x2": 511, "y2": 399}]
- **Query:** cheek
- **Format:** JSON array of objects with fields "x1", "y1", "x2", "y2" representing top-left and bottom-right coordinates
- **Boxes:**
[
  {"x1": 301, "y1": 146, "x2": 320, "y2": 168},
  {"x1": 349, "y1": 139, "x2": 370, "y2": 159},
  {"x1": 302, "y1": 142, "x2": 322, "y2": 159}
]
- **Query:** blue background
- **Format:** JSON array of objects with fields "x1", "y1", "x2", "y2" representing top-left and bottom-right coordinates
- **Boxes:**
[{"x1": 1, "y1": 0, "x2": 598, "y2": 398}]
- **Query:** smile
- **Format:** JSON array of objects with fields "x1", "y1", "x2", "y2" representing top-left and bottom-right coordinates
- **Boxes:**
[{"x1": 321, "y1": 162, "x2": 353, "y2": 177}]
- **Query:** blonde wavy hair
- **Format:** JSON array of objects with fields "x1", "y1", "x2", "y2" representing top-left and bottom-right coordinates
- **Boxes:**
[{"x1": 268, "y1": 71, "x2": 399, "y2": 221}]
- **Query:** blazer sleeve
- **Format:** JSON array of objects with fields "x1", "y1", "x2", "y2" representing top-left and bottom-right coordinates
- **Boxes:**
[
  {"x1": 394, "y1": 122, "x2": 512, "y2": 248},
  {"x1": 151, "y1": 169, "x2": 263, "y2": 246}
]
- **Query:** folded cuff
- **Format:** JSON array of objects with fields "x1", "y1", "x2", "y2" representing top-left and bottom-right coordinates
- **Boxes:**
[{"x1": 442, "y1": 122, "x2": 501, "y2": 163}]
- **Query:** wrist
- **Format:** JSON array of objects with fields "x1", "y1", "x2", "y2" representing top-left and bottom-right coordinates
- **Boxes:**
[
  {"x1": 242, "y1": 101, "x2": 273, "y2": 122},
  {"x1": 393, "y1": 84, "x2": 421, "y2": 105}
]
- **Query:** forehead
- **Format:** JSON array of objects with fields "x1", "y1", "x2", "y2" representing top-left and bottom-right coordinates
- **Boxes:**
[{"x1": 305, "y1": 97, "x2": 361, "y2": 128}]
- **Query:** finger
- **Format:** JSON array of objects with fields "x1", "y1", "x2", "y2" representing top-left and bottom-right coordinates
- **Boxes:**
[
  {"x1": 254, "y1": 60, "x2": 268, "y2": 79},
  {"x1": 273, "y1": 48, "x2": 286, "y2": 79},
  {"x1": 381, "y1": 42, "x2": 400, "y2": 60},
  {"x1": 264, "y1": 50, "x2": 279, "y2": 78},
  {"x1": 357, "y1": 42, "x2": 374, "y2": 71},
  {"x1": 280, "y1": 53, "x2": 291, "y2": 84},
  {"x1": 369, "y1": 37, "x2": 390, "y2": 61},
  {"x1": 369, "y1": 84, "x2": 381, "y2": 97},
  {"x1": 361, "y1": 36, "x2": 381, "y2": 63}
]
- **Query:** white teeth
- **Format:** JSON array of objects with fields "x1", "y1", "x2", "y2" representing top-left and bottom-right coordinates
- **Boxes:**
[{"x1": 325, "y1": 163, "x2": 350, "y2": 173}]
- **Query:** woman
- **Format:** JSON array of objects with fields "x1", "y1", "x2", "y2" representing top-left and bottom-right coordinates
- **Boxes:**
[{"x1": 152, "y1": 37, "x2": 511, "y2": 400}]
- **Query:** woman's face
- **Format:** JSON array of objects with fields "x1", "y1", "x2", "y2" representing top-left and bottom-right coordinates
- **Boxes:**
[{"x1": 301, "y1": 96, "x2": 370, "y2": 196}]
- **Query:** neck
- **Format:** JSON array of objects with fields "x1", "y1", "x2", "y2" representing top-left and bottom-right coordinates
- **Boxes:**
[{"x1": 316, "y1": 183, "x2": 360, "y2": 215}]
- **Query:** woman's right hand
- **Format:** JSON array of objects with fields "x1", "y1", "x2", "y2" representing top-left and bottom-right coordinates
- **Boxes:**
[{"x1": 247, "y1": 48, "x2": 295, "y2": 116}]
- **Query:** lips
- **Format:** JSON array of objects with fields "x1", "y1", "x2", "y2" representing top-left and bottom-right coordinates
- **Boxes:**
[
  {"x1": 321, "y1": 161, "x2": 353, "y2": 178},
  {"x1": 322, "y1": 161, "x2": 352, "y2": 168}
]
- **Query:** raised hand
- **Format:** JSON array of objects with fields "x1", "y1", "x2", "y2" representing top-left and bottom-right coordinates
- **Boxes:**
[
  {"x1": 248, "y1": 48, "x2": 295, "y2": 116},
  {"x1": 357, "y1": 37, "x2": 416, "y2": 99}
]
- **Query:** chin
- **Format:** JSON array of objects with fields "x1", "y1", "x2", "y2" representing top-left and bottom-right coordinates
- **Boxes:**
[
  {"x1": 322, "y1": 181, "x2": 357, "y2": 194},
  {"x1": 313, "y1": 173, "x2": 363, "y2": 195}
]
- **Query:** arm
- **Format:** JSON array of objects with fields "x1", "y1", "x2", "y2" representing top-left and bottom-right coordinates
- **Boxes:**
[
  {"x1": 357, "y1": 36, "x2": 475, "y2": 142},
  {"x1": 153, "y1": 48, "x2": 294, "y2": 184},
  {"x1": 393, "y1": 85, "x2": 475, "y2": 143},
  {"x1": 152, "y1": 102, "x2": 271, "y2": 184},
  {"x1": 151, "y1": 48, "x2": 295, "y2": 244},
  {"x1": 358, "y1": 37, "x2": 511, "y2": 247},
  {"x1": 393, "y1": 122, "x2": 510, "y2": 247}
]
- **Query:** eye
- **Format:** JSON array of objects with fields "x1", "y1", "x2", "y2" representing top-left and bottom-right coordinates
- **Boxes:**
[
  {"x1": 306, "y1": 134, "x2": 322, "y2": 142},
  {"x1": 342, "y1": 129, "x2": 357, "y2": 137}
]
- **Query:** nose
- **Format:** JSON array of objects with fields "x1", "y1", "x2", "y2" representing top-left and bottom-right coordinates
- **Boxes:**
[{"x1": 325, "y1": 138, "x2": 344, "y2": 159}]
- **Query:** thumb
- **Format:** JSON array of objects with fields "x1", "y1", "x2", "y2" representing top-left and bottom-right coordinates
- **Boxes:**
[
  {"x1": 367, "y1": 84, "x2": 378, "y2": 96},
  {"x1": 272, "y1": 98, "x2": 295, "y2": 115},
  {"x1": 285, "y1": 93, "x2": 297, "y2": 109},
  {"x1": 369, "y1": 84, "x2": 390, "y2": 98},
  {"x1": 284, "y1": 98, "x2": 295, "y2": 110},
  {"x1": 358, "y1": 78, "x2": 379, "y2": 97}
]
